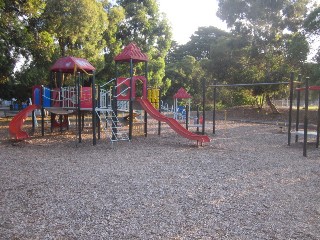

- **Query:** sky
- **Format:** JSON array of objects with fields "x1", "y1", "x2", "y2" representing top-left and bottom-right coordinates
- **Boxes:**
[{"x1": 157, "y1": 0, "x2": 228, "y2": 44}]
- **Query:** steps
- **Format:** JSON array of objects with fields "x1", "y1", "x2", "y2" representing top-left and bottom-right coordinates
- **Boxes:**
[{"x1": 96, "y1": 108, "x2": 130, "y2": 143}]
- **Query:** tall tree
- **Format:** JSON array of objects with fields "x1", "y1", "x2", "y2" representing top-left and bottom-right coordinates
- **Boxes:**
[
  {"x1": 43, "y1": 0, "x2": 108, "y2": 66},
  {"x1": 0, "y1": 0, "x2": 46, "y2": 84},
  {"x1": 96, "y1": 3, "x2": 125, "y2": 82},
  {"x1": 181, "y1": 26, "x2": 230, "y2": 61},
  {"x1": 304, "y1": 6, "x2": 320, "y2": 63},
  {"x1": 304, "y1": 6, "x2": 320, "y2": 35},
  {"x1": 164, "y1": 55, "x2": 208, "y2": 105},
  {"x1": 215, "y1": 0, "x2": 311, "y2": 111},
  {"x1": 217, "y1": 0, "x2": 310, "y2": 73},
  {"x1": 105, "y1": 0, "x2": 172, "y2": 88}
]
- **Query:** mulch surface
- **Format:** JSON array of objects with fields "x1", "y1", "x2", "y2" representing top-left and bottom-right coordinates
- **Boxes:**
[{"x1": 0, "y1": 107, "x2": 319, "y2": 239}]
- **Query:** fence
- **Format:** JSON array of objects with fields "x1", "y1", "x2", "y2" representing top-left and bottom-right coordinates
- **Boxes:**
[{"x1": 273, "y1": 99, "x2": 318, "y2": 108}]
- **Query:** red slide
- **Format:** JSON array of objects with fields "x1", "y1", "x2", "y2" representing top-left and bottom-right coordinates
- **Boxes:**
[
  {"x1": 9, "y1": 104, "x2": 39, "y2": 140},
  {"x1": 137, "y1": 98, "x2": 210, "y2": 144}
]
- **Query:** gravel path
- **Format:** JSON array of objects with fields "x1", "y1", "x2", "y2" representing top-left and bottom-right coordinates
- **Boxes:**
[{"x1": 0, "y1": 121, "x2": 319, "y2": 239}]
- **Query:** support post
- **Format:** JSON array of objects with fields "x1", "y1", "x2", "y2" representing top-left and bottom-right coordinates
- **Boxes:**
[
  {"x1": 196, "y1": 105, "x2": 200, "y2": 133},
  {"x1": 59, "y1": 86, "x2": 63, "y2": 133},
  {"x1": 31, "y1": 109, "x2": 35, "y2": 133},
  {"x1": 316, "y1": 91, "x2": 320, "y2": 148},
  {"x1": 158, "y1": 88, "x2": 161, "y2": 136},
  {"x1": 202, "y1": 78, "x2": 206, "y2": 135},
  {"x1": 186, "y1": 105, "x2": 189, "y2": 130},
  {"x1": 144, "y1": 62, "x2": 148, "y2": 137},
  {"x1": 288, "y1": 72, "x2": 294, "y2": 145},
  {"x1": 92, "y1": 72, "x2": 97, "y2": 145},
  {"x1": 295, "y1": 75, "x2": 302, "y2": 142},
  {"x1": 129, "y1": 59, "x2": 134, "y2": 140},
  {"x1": 303, "y1": 77, "x2": 309, "y2": 157},
  {"x1": 213, "y1": 79, "x2": 217, "y2": 134},
  {"x1": 111, "y1": 87, "x2": 117, "y2": 141},
  {"x1": 77, "y1": 73, "x2": 82, "y2": 143},
  {"x1": 41, "y1": 85, "x2": 45, "y2": 136},
  {"x1": 144, "y1": 108, "x2": 148, "y2": 137},
  {"x1": 97, "y1": 85, "x2": 101, "y2": 140}
]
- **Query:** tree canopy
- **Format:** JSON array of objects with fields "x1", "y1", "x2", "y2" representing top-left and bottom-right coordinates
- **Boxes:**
[
  {"x1": 0, "y1": 0, "x2": 46, "y2": 84},
  {"x1": 1, "y1": 0, "x2": 320, "y2": 109},
  {"x1": 100, "y1": 0, "x2": 172, "y2": 88}
]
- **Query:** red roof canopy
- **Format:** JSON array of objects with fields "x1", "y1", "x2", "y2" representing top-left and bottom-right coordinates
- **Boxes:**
[
  {"x1": 114, "y1": 42, "x2": 148, "y2": 63},
  {"x1": 50, "y1": 56, "x2": 95, "y2": 73},
  {"x1": 173, "y1": 87, "x2": 192, "y2": 99}
]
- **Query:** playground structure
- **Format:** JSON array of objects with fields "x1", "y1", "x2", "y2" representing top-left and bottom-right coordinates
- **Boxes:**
[
  {"x1": 8, "y1": 43, "x2": 210, "y2": 145},
  {"x1": 203, "y1": 73, "x2": 319, "y2": 157},
  {"x1": 173, "y1": 87, "x2": 191, "y2": 121},
  {"x1": 171, "y1": 87, "x2": 203, "y2": 132},
  {"x1": 287, "y1": 75, "x2": 320, "y2": 157}
]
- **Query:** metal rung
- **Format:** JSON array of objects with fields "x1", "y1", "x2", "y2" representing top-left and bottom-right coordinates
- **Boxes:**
[{"x1": 96, "y1": 109, "x2": 129, "y2": 143}]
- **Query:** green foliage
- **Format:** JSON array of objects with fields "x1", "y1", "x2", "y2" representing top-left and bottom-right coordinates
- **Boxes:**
[
  {"x1": 107, "y1": 0, "x2": 172, "y2": 88},
  {"x1": 0, "y1": 0, "x2": 46, "y2": 84},
  {"x1": 215, "y1": 88, "x2": 256, "y2": 108},
  {"x1": 166, "y1": 27, "x2": 230, "y2": 63},
  {"x1": 284, "y1": 33, "x2": 309, "y2": 67},
  {"x1": 204, "y1": 0, "x2": 312, "y2": 108},
  {"x1": 43, "y1": 0, "x2": 108, "y2": 65},
  {"x1": 164, "y1": 55, "x2": 206, "y2": 104},
  {"x1": 96, "y1": 5, "x2": 125, "y2": 82},
  {"x1": 304, "y1": 6, "x2": 320, "y2": 35},
  {"x1": 181, "y1": 27, "x2": 229, "y2": 62}
]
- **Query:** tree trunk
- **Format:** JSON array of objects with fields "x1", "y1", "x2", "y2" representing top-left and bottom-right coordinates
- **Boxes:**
[{"x1": 266, "y1": 93, "x2": 279, "y2": 114}]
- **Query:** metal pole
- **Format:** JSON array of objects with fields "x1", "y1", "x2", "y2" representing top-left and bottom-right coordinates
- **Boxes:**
[
  {"x1": 316, "y1": 91, "x2": 320, "y2": 148},
  {"x1": 97, "y1": 84, "x2": 101, "y2": 140},
  {"x1": 144, "y1": 62, "x2": 148, "y2": 137},
  {"x1": 213, "y1": 79, "x2": 217, "y2": 134},
  {"x1": 303, "y1": 77, "x2": 309, "y2": 157},
  {"x1": 111, "y1": 87, "x2": 117, "y2": 141},
  {"x1": 210, "y1": 82, "x2": 290, "y2": 87},
  {"x1": 158, "y1": 88, "x2": 161, "y2": 136},
  {"x1": 41, "y1": 85, "x2": 45, "y2": 136},
  {"x1": 202, "y1": 78, "x2": 206, "y2": 135},
  {"x1": 92, "y1": 71, "x2": 97, "y2": 145},
  {"x1": 186, "y1": 104, "x2": 189, "y2": 130},
  {"x1": 129, "y1": 59, "x2": 133, "y2": 140},
  {"x1": 113, "y1": 63, "x2": 118, "y2": 141},
  {"x1": 196, "y1": 105, "x2": 200, "y2": 133},
  {"x1": 288, "y1": 72, "x2": 294, "y2": 145},
  {"x1": 295, "y1": 75, "x2": 302, "y2": 143},
  {"x1": 77, "y1": 73, "x2": 82, "y2": 143},
  {"x1": 59, "y1": 86, "x2": 63, "y2": 133}
]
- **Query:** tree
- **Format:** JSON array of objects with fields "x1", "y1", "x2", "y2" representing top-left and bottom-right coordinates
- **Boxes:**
[
  {"x1": 304, "y1": 6, "x2": 320, "y2": 62},
  {"x1": 304, "y1": 6, "x2": 320, "y2": 35},
  {"x1": 216, "y1": 0, "x2": 311, "y2": 112},
  {"x1": 0, "y1": 0, "x2": 46, "y2": 84},
  {"x1": 178, "y1": 26, "x2": 230, "y2": 61},
  {"x1": 96, "y1": 4, "x2": 125, "y2": 82},
  {"x1": 103, "y1": 0, "x2": 172, "y2": 88},
  {"x1": 206, "y1": 34, "x2": 250, "y2": 82},
  {"x1": 164, "y1": 55, "x2": 206, "y2": 105},
  {"x1": 43, "y1": 0, "x2": 108, "y2": 66}
]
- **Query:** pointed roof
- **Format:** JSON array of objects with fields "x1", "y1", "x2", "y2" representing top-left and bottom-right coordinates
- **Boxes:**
[
  {"x1": 50, "y1": 56, "x2": 95, "y2": 73},
  {"x1": 173, "y1": 87, "x2": 192, "y2": 99},
  {"x1": 114, "y1": 42, "x2": 148, "y2": 63}
]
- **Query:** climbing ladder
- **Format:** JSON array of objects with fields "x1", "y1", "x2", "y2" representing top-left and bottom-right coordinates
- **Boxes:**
[{"x1": 96, "y1": 108, "x2": 130, "y2": 143}]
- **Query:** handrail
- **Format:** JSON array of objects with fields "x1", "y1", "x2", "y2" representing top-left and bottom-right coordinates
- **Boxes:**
[
  {"x1": 115, "y1": 87, "x2": 131, "y2": 98},
  {"x1": 100, "y1": 78, "x2": 116, "y2": 88},
  {"x1": 115, "y1": 77, "x2": 130, "y2": 88}
]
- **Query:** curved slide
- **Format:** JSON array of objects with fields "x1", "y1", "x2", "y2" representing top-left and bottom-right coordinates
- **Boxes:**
[
  {"x1": 137, "y1": 98, "x2": 210, "y2": 144},
  {"x1": 9, "y1": 104, "x2": 39, "y2": 140}
]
